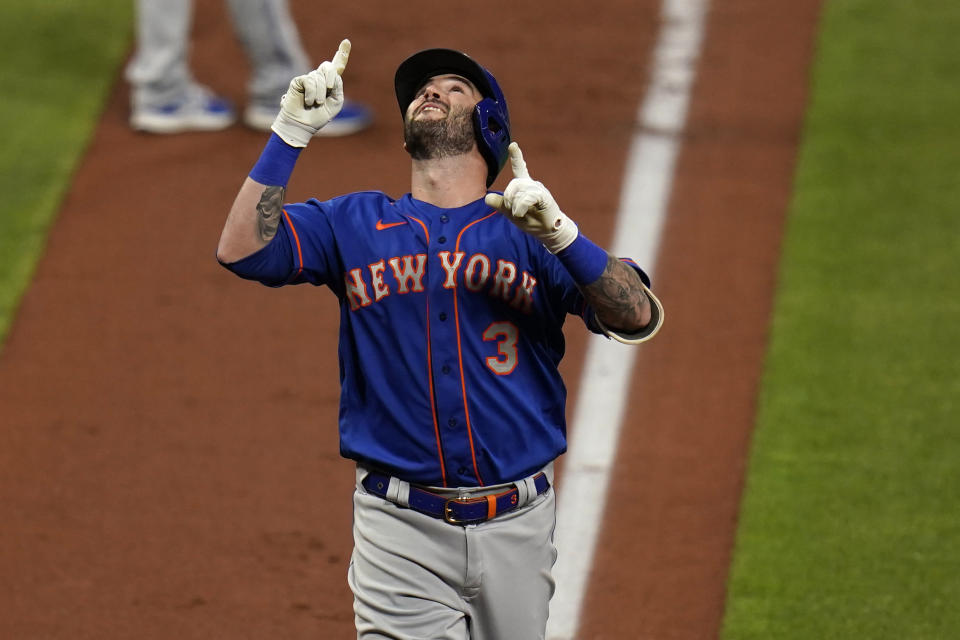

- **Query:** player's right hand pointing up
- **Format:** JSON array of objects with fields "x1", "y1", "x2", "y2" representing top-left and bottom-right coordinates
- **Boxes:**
[
  {"x1": 272, "y1": 39, "x2": 351, "y2": 147},
  {"x1": 485, "y1": 142, "x2": 579, "y2": 254}
]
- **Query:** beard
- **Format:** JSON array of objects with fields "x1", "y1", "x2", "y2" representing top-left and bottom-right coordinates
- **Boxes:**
[{"x1": 404, "y1": 106, "x2": 476, "y2": 160}]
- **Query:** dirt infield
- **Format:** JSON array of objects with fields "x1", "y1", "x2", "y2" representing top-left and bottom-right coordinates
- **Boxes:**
[{"x1": 0, "y1": 1, "x2": 820, "y2": 638}]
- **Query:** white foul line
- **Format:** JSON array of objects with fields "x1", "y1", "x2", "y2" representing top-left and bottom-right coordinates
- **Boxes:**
[{"x1": 546, "y1": 1, "x2": 709, "y2": 637}]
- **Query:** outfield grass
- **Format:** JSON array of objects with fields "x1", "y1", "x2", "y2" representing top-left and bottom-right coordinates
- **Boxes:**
[
  {"x1": 721, "y1": 1, "x2": 960, "y2": 638},
  {"x1": 0, "y1": 1, "x2": 131, "y2": 346}
]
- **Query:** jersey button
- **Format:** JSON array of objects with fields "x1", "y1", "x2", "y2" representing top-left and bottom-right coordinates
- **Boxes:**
[
  {"x1": 457, "y1": 466, "x2": 468, "y2": 476},
  {"x1": 439, "y1": 312, "x2": 447, "y2": 321},
  {"x1": 448, "y1": 418, "x2": 458, "y2": 428},
  {"x1": 440, "y1": 215, "x2": 449, "y2": 223},
  {"x1": 441, "y1": 365, "x2": 451, "y2": 375},
  {"x1": 438, "y1": 236, "x2": 447, "y2": 243}
]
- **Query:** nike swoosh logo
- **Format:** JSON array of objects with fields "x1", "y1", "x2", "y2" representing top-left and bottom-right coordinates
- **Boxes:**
[{"x1": 375, "y1": 219, "x2": 408, "y2": 230}]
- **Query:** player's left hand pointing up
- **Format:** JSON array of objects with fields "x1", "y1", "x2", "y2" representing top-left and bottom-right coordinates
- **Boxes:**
[
  {"x1": 272, "y1": 39, "x2": 352, "y2": 147},
  {"x1": 485, "y1": 142, "x2": 579, "y2": 254}
]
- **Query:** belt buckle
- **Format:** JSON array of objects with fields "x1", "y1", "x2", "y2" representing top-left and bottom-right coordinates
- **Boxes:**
[{"x1": 443, "y1": 496, "x2": 485, "y2": 525}]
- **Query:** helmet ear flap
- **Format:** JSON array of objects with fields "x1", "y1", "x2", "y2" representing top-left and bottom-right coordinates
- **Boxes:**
[{"x1": 474, "y1": 98, "x2": 510, "y2": 187}]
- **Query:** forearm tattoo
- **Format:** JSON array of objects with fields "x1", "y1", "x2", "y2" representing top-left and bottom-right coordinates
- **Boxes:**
[
  {"x1": 582, "y1": 255, "x2": 651, "y2": 332},
  {"x1": 256, "y1": 185, "x2": 285, "y2": 243}
]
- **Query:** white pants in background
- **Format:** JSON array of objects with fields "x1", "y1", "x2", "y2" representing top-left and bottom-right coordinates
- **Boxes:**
[{"x1": 125, "y1": 0, "x2": 309, "y2": 108}]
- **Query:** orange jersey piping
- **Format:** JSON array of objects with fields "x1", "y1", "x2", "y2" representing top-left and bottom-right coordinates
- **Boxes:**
[
  {"x1": 407, "y1": 215, "x2": 446, "y2": 486},
  {"x1": 282, "y1": 209, "x2": 304, "y2": 277},
  {"x1": 453, "y1": 210, "x2": 498, "y2": 485}
]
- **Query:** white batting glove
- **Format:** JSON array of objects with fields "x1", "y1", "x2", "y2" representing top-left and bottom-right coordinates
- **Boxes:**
[
  {"x1": 484, "y1": 142, "x2": 579, "y2": 254},
  {"x1": 271, "y1": 39, "x2": 351, "y2": 147}
]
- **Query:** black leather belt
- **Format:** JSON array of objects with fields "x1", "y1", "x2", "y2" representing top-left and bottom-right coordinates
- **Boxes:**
[{"x1": 362, "y1": 472, "x2": 550, "y2": 525}]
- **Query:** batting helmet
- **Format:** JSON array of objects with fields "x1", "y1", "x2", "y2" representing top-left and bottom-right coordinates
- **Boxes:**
[{"x1": 395, "y1": 49, "x2": 511, "y2": 187}]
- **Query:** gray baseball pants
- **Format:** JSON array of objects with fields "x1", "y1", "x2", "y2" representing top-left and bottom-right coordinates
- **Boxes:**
[
  {"x1": 350, "y1": 465, "x2": 558, "y2": 640},
  {"x1": 125, "y1": 0, "x2": 310, "y2": 107}
]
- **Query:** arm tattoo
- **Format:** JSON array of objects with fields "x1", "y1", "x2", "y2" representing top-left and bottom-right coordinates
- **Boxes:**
[
  {"x1": 582, "y1": 254, "x2": 651, "y2": 332},
  {"x1": 255, "y1": 185, "x2": 285, "y2": 243}
]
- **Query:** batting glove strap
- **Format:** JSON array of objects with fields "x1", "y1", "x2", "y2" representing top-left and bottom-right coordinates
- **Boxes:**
[
  {"x1": 271, "y1": 109, "x2": 322, "y2": 148},
  {"x1": 538, "y1": 211, "x2": 579, "y2": 254}
]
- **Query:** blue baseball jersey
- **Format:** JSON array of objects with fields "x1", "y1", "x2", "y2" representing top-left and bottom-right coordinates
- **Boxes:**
[{"x1": 223, "y1": 191, "x2": 650, "y2": 487}]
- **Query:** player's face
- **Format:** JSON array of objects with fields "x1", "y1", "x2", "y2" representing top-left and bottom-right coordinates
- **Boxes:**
[
  {"x1": 403, "y1": 74, "x2": 482, "y2": 161},
  {"x1": 406, "y1": 74, "x2": 483, "y2": 123}
]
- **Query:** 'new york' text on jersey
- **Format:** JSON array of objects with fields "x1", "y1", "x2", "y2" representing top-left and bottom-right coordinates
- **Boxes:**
[{"x1": 223, "y1": 192, "x2": 649, "y2": 487}]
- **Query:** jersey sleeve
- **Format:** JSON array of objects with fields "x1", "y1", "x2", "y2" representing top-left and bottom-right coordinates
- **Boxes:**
[
  {"x1": 218, "y1": 223, "x2": 294, "y2": 286},
  {"x1": 218, "y1": 199, "x2": 341, "y2": 287}
]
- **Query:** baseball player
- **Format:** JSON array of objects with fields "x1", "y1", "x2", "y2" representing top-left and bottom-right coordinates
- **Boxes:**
[{"x1": 217, "y1": 39, "x2": 663, "y2": 639}]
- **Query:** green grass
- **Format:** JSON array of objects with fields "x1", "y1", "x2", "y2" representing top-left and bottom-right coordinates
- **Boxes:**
[
  {"x1": 0, "y1": 0, "x2": 131, "y2": 346},
  {"x1": 721, "y1": 1, "x2": 960, "y2": 638}
]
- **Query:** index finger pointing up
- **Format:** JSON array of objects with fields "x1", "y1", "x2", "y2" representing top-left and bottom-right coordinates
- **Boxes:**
[
  {"x1": 332, "y1": 39, "x2": 351, "y2": 75},
  {"x1": 507, "y1": 142, "x2": 530, "y2": 179}
]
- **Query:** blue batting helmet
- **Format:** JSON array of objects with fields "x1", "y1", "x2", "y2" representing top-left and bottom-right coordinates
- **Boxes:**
[{"x1": 395, "y1": 49, "x2": 511, "y2": 187}]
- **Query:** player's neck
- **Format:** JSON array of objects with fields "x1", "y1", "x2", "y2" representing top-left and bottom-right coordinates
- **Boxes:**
[{"x1": 409, "y1": 153, "x2": 487, "y2": 208}]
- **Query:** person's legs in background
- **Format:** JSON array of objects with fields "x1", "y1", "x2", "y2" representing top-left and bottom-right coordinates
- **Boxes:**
[
  {"x1": 226, "y1": 0, "x2": 372, "y2": 136},
  {"x1": 126, "y1": 0, "x2": 236, "y2": 133}
]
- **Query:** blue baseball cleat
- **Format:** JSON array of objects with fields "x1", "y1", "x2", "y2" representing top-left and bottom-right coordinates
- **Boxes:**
[
  {"x1": 243, "y1": 99, "x2": 373, "y2": 137},
  {"x1": 131, "y1": 85, "x2": 236, "y2": 134}
]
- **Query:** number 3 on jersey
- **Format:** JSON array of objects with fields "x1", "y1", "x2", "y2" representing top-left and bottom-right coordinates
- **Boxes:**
[{"x1": 482, "y1": 322, "x2": 519, "y2": 375}]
